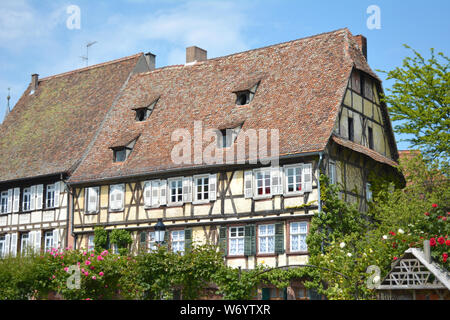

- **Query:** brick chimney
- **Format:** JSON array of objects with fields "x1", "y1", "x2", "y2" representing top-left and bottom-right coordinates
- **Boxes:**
[
  {"x1": 186, "y1": 46, "x2": 207, "y2": 64},
  {"x1": 144, "y1": 52, "x2": 156, "y2": 70},
  {"x1": 353, "y1": 35, "x2": 367, "y2": 61},
  {"x1": 31, "y1": 74, "x2": 39, "y2": 91}
]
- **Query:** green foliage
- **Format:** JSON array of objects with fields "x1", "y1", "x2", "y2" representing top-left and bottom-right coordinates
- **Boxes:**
[
  {"x1": 93, "y1": 227, "x2": 108, "y2": 253},
  {"x1": 378, "y1": 46, "x2": 449, "y2": 168},
  {"x1": 109, "y1": 229, "x2": 133, "y2": 256}
]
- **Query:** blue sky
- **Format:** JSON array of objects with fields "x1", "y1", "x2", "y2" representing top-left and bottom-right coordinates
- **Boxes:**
[{"x1": 1, "y1": 0, "x2": 449, "y2": 150}]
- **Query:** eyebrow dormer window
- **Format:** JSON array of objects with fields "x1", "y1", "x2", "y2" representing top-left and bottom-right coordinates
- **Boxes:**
[
  {"x1": 217, "y1": 124, "x2": 242, "y2": 148},
  {"x1": 234, "y1": 81, "x2": 259, "y2": 106},
  {"x1": 134, "y1": 98, "x2": 158, "y2": 122},
  {"x1": 112, "y1": 137, "x2": 138, "y2": 162}
]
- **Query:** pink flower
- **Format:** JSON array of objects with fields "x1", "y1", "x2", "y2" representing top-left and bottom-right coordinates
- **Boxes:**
[
  {"x1": 99, "y1": 272, "x2": 104, "y2": 276},
  {"x1": 64, "y1": 267, "x2": 69, "y2": 272},
  {"x1": 91, "y1": 253, "x2": 95, "y2": 257},
  {"x1": 85, "y1": 260, "x2": 91, "y2": 266},
  {"x1": 52, "y1": 275, "x2": 56, "y2": 279},
  {"x1": 92, "y1": 276, "x2": 96, "y2": 280},
  {"x1": 101, "y1": 250, "x2": 108, "y2": 256},
  {"x1": 90, "y1": 266, "x2": 95, "y2": 270},
  {"x1": 393, "y1": 257, "x2": 398, "y2": 261},
  {"x1": 97, "y1": 255, "x2": 104, "y2": 261},
  {"x1": 83, "y1": 252, "x2": 87, "y2": 256}
]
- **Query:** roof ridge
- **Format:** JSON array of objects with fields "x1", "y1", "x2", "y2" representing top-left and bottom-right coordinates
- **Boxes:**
[{"x1": 39, "y1": 52, "x2": 143, "y2": 82}]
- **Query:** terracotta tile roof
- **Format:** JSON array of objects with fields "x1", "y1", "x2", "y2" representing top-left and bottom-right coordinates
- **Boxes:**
[
  {"x1": 0, "y1": 53, "x2": 143, "y2": 183},
  {"x1": 331, "y1": 135, "x2": 398, "y2": 167},
  {"x1": 69, "y1": 28, "x2": 391, "y2": 184}
]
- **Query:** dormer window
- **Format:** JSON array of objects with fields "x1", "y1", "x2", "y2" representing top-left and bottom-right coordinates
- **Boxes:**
[
  {"x1": 133, "y1": 98, "x2": 158, "y2": 122},
  {"x1": 111, "y1": 136, "x2": 139, "y2": 162},
  {"x1": 234, "y1": 81, "x2": 259, "y2": 106},
  {"x1": 217, "y1": 124, "x2": 242, "y2": 148}
]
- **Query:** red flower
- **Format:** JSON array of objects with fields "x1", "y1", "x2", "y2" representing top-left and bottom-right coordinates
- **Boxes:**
[
  {"x1": 443, "y1": 253, "x2": 448, "y2": 263},
  {"x1": 393, "y1": 257, "x2": 398, "y2": 261},
  {"x1": 432, "y1": 203, "x2": 438, "y2": 208},
  {"x1": 446, "y1": 240, "x2": 450, "y2": 246},
  {"x1": 438, "y1": 237, "x2": 445, "y2": 245},
  {"x1": 389, "y1": 231, "x2": 396, "y2": 236},
  {"x1": 424, "y1": 212, "x2": 430, "y2": 216},
  {"x1": 430, "y1": 238, "x2": 437, "y2": 247},
  {"x1": 392, "y1": 242, "x2": 397, "y2": 248},
  {"x1": 443, "y1": 217, "x2": 447, "y2": 221}
]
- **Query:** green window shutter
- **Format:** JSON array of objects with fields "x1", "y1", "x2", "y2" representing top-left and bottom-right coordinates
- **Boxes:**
[
  {"x1": 184, "y1": 228, "x2": 192, "y2": 251},
  {"x1": 261, "y1": 288, "x2": 271, "y2": 300},
  {"x1": 275, "y1": 222, "x2": 285, "y2": 254},
  {"x1": 139, "y1": 231, "x2": 147, "y2": 252},
  {"x1": 218, "y1": 227, "x2": 227, "y2": 256},
  {"x1": 282, "y1": 287, "x2": 288, "y2": 300},
  {"x1": 244, "y1": 225, "x2": 256, "y2": 256}
]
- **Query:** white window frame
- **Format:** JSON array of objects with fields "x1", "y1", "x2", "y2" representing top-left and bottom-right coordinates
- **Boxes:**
[
  {"x1": 109, "y1": 184, "x2": 125, "y2": 211},
  {"x1": 0, "y1": 235, "x2": 5, "y2": 258},
  {"x1": 290, "y1": 222, "x2": 308, "y2": 253},
  {"x1": 229, "y1": 226, "x2": 245, "y2": 256},
  {"x1": 88, "y1": 235, "x2": 95, "y2": 252},
  {"x1": 0, "y1": 191, "x2": 8, "y2": 214},
  {"x1": 44, "y1": 231, "x2": 54, "y2": 252},
  {"x1": 258, "y1": 224, "x2": 275, "y2": 254},
  {"x1": 85, "y1": 187, "x2": 100, "y2": 214},
  {"x1": 283, "y1": 164, "x2": 303, "y2": 196},
  {"x1": 193, "y1": 174, "x2": 210, "y2": 204},
  {"x1": 366, "y1": 182, "x2": 372, "y2": 201},
  {"x1": 20, "y1": 233, "x2": 30, "y2": 255},
  {"x1": 22, "y1": 187, "x2": 32, "y2": 211},
  {"x1": 171, "y1": 230, "x2": 185, "y2": 254},
  {"x1": 168, "y1": 178, "x2": 183, "y2": 206},
  {"x1": 46, "y1": 184, "x2": 55, "y2": 209},
  {"x1": 148, "y1": 231, "x2": 157, "y2": 252},
  {"x1": 253, "y1": 168, "x2": 272, "y2": 199}
]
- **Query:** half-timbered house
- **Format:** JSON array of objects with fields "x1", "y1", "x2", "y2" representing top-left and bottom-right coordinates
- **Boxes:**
[
  {"x1": 0, "y1": 53, "x2": 153, "y2": 257},
  {"x1": 68, "y1": 27, "x2": 402, "y2": 280}
]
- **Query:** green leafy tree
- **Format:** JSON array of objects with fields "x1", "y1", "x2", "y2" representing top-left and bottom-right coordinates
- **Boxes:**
[
  {"x1": 93, "y1": 227, "x2": 108, "y2": 253},
  {"x1": 109, "y1": 229, "x2": 133, "y2": 256},
  {"x1": 378, "y1": 46, "x2": 449, "y2": 168}
]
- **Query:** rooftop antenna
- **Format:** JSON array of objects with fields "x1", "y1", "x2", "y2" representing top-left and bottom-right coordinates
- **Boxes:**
[{"x1": 80, "y1": 41, "x2": 97, "y2": 67}]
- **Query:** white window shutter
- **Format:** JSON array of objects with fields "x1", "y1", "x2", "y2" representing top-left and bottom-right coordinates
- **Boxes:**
[
  {"x1": 160, "y1": 180, "x2": 167, "y2": 206},
  {"x1": 151, "y1": 180, "x2": 160, "y2": 207},
  {"x1": 143, "y1": 182, "x2": 152, "y2": 207},
  {"x1": 34, "y1": 230, "x2": 41, "y2": 252},
  {"x1": 13, "y1": 188, "x2": 20, "y2": 213},
  {"x1": 30, "y1": 186, "x2": 36, "y2": 210},
  {"x1": 302, "y1": 163, "x2": 313, "y2": 192},
  {"x1": 36, "y1": 185, "x2": 43, "y2": 210},
  {"x1": 87, "y1": 187, "x2": 99, "y2": 213},
  {"x1": 5, "y1": 234, "x2": 10, "y2": 256},
  {"x1": 54, "y1": 182, "x2": 61, "y2": 208},
  {"x1": 209, "y1": 174, "x2": 217, "y2": 201},
  {"x1": 10, "y1": 233, "x2": 17, "y2": 257},
  {"x1": 116, "y1": 185, "x2": 124, "y2": 210},
  {"x1": 244, "y1": 170, "x2": 253, "y2": 198},
  {"x1": 271, "y1": 167, "x2": 283, "y2": 195},
  {"x1": 53, "y1": 229, "x2": 59, "y2": 249},
  {"x1": 7, "y1": 189, "x2": 13, "y2": 213},
  {"x1": 29, "y1": 231, "x2": 35, "y2": 253},
  {"x1": 182, "y1": 177, "x2": 193, "y2": 203}
]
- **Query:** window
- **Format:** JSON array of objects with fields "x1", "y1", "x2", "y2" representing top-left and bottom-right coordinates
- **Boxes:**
[
  {"x1": 235, "y1": 81, "x2": 259, "y2": 105},
  {"x1": 22, "y1": 188, "x2": 31, "y2": 211},
  {"x1": 171, "y1": 230, "x2": 185, "y2": 254},
  {"x1": 46, "y1": 184, "x2": 55, "y2": 208},
  {"x1": 109, "y1": 184, "x2": 124, "y2": 211},
  {"x1": 366, "y1": 183, "x2": 372, "y2": 201},
  {"x1": 258, "y1": 224, "x2": 275, "y2": 254},
  {"x1": 368, "y1": 127, "x2": 374, "y2": 150},
  {"x1": 254, "y1": 169, "x2": 271, "y2": 197},
  {"x1": 134, "y1": 99, "x2": 157, "y2": 122},
  {"x1": 44, "y1": 231, "x2": 54, "y2": 252},
  {"x1": 217, "y1": 125, "x2": 241, "y2": 148},
  {"x1": 329, "y1": 161, "x2": 336, "y2": 185},
  {"x1": 112, "y1": 138, "x2": 138, "y2": 163},
  {"x1": 0, "y1": 235, "x2": 5, "y2": 258},
  {"x1": 20, "y1": 233, "x2": 29, "y2": 255},
  {"x1": 229, "y1": 227, "x2": 245, "y2": 256},
  {"x1": 348, "y1": 117, "x2": 354, "y2": 141},
  {"x1": 169, "y1": 178, "x2": 183, "y2": 204},
  {"x1": 194, "y1": 175, "x2": 209, "y2": 203},
  {"x1": 284, "y1": 165, "x2": 302, "y2": 194},
  {"x1": 148, "y1": 231, "x2": 157, "y2": 251},
  {"x1": 86, "y1": 187, "x2": 99, "y2": 213},
  {"x1": 363, "y1": 77, "x2": 373, "y2": 100},
  {"x1": 88, "y1": 235, "x2": 95, "y2": 252},
  {"x1": 290, "y1": 222, "x2": 308, "y2": 252},
  {"x1": 0, "y1": 191, "x2": 8, "y2": 213}
]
